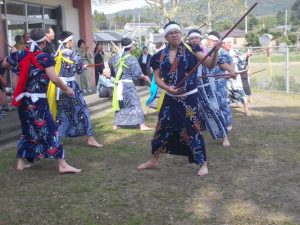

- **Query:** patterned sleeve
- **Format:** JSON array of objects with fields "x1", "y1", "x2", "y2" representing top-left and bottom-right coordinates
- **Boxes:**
[
  {"x1": 38, "y1": 53, "x2": 55, "y2": 68},
  {"x1": 150, "y1": 50, "x2": 162, "y2": 71},
  {"x1": 191, "y1": 44, "x2": 202, "y2": 53},
  {"x1": 129, "y1": 56, "x2": 143, "y2": 80},
  {"x1": 72, "y1": 51, "x2": 84, "y2": 74},
  {"x1": 7, "y1": 51, "x2": 21, "y2": 73},
  {"x1": 217, "y1": 50, "x2": 233, "y2": 65}
]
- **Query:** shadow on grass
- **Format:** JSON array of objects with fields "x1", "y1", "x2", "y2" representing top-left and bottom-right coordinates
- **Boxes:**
[{"x1": 0, "y1": 91, "x2": 300, "y2": 225}]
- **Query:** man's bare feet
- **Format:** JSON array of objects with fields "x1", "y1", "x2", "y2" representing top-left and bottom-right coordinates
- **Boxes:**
[
  {"x1": 227, "y1": 125, "x2": 233, "y2": 131},
  {"x1": 87, "y1": 136, "x2": 103, "y2": 148},
  {"x1": 137, "y1": 160, "x2": 159, "y2": 170},
  {"x1": 222, "y1": 137, "x2": 230, "y2": 147},
  {"x1": 249, "y1": 97, "x2": 254, "y2": 103},
  {"x1": 140, "y1": 124, "x2": 153, "y2": 131},
  {"x1": 16, "y1": 158, "x2": 31, "y2": 171},
  {"x1": 197, "y1": 162, "x2": 208, "y2": 176},
  {"x1": 113, "y1": 125, "x2": 118, "y2": 130},
  {"x1": 244, "y1": 111, "x2": 251, "y2": 116},
  {"x1": 58, "y1": 159, "x2": 81, "y2": 174}
]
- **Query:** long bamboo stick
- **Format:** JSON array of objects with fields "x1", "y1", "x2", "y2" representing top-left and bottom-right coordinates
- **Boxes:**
[{"x1": 175, "y1": 2, "x2": 258, "y2": 89}]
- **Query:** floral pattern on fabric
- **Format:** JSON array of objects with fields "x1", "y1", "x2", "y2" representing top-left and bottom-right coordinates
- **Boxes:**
[
  {"x1": 150, "y1": 42, "x2": 206, "y2": 165},
  {"x1": 55, "y1": 48, "x2": 94, "y2": 137},
  {"x1": 112, "y1": 52, "x2": 145, "y2": 126},
  {"x1": 7, "y1": 48, "x2": 64, "y2": 161}
]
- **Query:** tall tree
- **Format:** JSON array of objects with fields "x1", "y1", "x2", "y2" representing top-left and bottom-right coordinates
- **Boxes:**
[{"x1": 290, "y1": 0, "x2": 300, "y2": 25}]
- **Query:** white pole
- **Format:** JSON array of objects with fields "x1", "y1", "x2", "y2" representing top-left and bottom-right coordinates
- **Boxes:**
[
  {"x1": 285, "y1": 46, "x2": 289, "y2": 93},
  {"x1": 245, "y1": 0, "x2": 248, "y2": 34},
  {"x1": 284, "y1": 9, "x2": 288, "y2": 36}
]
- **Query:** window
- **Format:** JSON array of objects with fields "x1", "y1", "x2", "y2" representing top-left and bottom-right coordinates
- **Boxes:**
[
  {"x1": 44, "y1": 7, "x2": 57, "y2": 20},
  {"x1": 234, "y1": 38, "x2": 237, "y2": 44},
  {"x1": 27, "y1": 5, "x2": 42, "y2": 19},
  {"x1": 6, "y1": 2, "x2": 25, "y2": 16}
]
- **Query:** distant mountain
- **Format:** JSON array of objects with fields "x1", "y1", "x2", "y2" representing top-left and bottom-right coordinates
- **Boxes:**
[
  {"x1": 245, "y1": 0, "x2": 295, "y2": 15},
  {"x1": 106, "y1": 0, "x2": 296, "y2": 17}
]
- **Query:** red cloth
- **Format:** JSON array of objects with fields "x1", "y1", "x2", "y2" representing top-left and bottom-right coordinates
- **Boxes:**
[{"x1": 12, "y1": 49, "x2": 45, "y2": 106}]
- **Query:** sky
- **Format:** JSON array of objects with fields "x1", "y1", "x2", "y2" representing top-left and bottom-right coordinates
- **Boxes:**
[{"x1": 92, "y1": 0, "x2": 148, "y2": 14}]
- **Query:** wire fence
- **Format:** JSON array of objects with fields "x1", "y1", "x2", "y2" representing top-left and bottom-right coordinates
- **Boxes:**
[{"x1": 235, "y1": 45, "x2": 300, "y2": 94}]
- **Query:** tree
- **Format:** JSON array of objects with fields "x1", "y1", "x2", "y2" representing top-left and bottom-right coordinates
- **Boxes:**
[
  {"x1": 245, "y1": 32, "x2": 259, "y2": 47},
  {"x1": 96, "y1": 0, "x2": 247, "y2": 31},
  {"x1": 93, "y1": 10, "x2": 108, "y2": 31},
  {"x1": 276, "y1": 11, "x2": 285, "y2": 25},
  {"x1": 237, "y1": 13, "x2": 258, "y2": 31},
  {"x1": 290, "y1": 0, "x2": 300, "y2": 25}
]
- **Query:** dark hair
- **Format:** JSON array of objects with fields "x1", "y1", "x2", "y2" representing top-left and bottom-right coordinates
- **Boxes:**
[
  {"x1": 142, "y1": 46, "x2": 148, "y2": 51},
  {"x1": 78, "y1": 39, "x2": 85, "y2": 48},
  {"x1": 14, "y1": 35, "x2": 24, "y2": 44},
  {"x1": 94, "y1": 43, "x2": 102, "y2": 53},
  {"x1": 188, "y1": 29, "x2": 202, "y2": 36},
  {"x1": 60, "y1": 31, "x2": 73, "y2": 41},
  {"x1": 208, "y1": 31, "x2": 221, "y2": 40},
  {"x1": 46, "y1": 27, "x2": 53, "y2": 34},
  {"x1": 121, "y1": 37, "x2": 132, "y2": 47},
  {"x1": 29, "y1": 28, "x2": 46, "y2": 43},
  {"x1": 124, "y1": 47, "x2": 131, "y2": 52}
]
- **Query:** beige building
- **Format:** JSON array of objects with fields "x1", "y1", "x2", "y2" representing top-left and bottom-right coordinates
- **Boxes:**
[
  {"x1": 220, "y1": 28, "x2": 246, "y2": 48},
  {"x1": 0, "y1": 0, "x2": 96, "y2": 85}
]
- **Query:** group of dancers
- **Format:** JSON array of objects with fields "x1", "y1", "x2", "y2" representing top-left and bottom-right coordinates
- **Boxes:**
[
  {"x1": 0, "y1": 20, "x2": 252, "y2": 176},
  {"x1": 0, "y1": 28, "x2": 102, "y2": 173}
]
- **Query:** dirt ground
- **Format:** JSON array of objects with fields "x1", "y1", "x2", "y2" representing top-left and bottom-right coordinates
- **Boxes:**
[{"x1": 0, "y1": 90, "x2": 299, "y2": 225}]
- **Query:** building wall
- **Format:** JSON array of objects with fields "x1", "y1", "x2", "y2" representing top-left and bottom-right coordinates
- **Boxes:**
[
  {"x1": 1, "y1": 0, "x2": 96, "y2": 86},
  {"x1": 0, "y1": 5, "x2": 4, "y2": 57},
  {"x1": 73, "y1": 0, "x2": 95, "y2": 86}
]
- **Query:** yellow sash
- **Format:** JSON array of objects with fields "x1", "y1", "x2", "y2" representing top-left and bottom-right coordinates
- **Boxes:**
[
  {"x1": 47, "y1": 49, "x2": 74, "y2": 119},
  {"x1": 112, "y1": 54, "x2": 130, "y2": 111}
]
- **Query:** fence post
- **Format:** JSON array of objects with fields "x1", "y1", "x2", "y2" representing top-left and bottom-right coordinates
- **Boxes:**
[{"x1": 285, "y1": 46, "x2": 289, "y2": 93}]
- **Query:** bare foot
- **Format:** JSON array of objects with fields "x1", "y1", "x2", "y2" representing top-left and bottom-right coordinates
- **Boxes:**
[
  {"x1": 137, "y1": 160, "x2": 159, "y2": 170},
  {"x1": 197, "y1": 163, "x2": 208, "y2": 176},
  {"x1": 113, "y1": 125, "x2": 118, "y2": 130},
  {"x1": 222, "y1": 137, "x2": 230, "y2": 147},
  {"x1": 88, "y1": 137, "x2": 103, "y2": 148},
  {"x1": 245, "y1": 111, "x2": 251, "y2": 117},
  {"x1": 58, "y1": 161, "x2": 81, "y2": 174},
  {"x1": 140, "y1": 124, "x2": 153, "y2": 131},
  {"x1": 16, "y1": 158, "x2": 31, "y2": 171},
  {"x1": 227, "y1": 125, "x2": 233, "y2": 131}
]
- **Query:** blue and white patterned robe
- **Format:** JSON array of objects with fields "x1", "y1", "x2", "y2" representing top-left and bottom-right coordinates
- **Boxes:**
[
  {"x1": 112, "y1": 51, "x2": 145, "y2": 126},
  {"x1": 8, "y1": 48, "x2": 64, "y2": 161},
  {"x1": 55, "y1": 48, "x2": 94, "y2": 137},
  {"x1": 151, "y1": 42, "x2": 206, "y2": 164}
]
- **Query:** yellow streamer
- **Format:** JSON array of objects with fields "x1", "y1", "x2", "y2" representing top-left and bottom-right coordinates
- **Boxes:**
[{"x1": 47, "y1": 50, "x2": 74, "y2": 119}]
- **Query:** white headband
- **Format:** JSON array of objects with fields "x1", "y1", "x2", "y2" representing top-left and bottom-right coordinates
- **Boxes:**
[
  {"x1": 164, "y1": 24, "x2": 181, "y2": 36},
  {"x1": 27, "y1": 36, "x2": 46, "y2": 52},
  {"x1": 207, "y1": 35, "x2": 219, "y2": 41},
  {"x1": 188, "y1": 32, "x2": 202, "y2": 38},
  {"x1": 222, "y1": 37, "x2": 232, "y2": 43},
  {"x1": 55, "y1": 35, "x2": 73, "y2": 56},
  {"x1": 122, "y1": 42, "x2": 133, "y2": 49}
]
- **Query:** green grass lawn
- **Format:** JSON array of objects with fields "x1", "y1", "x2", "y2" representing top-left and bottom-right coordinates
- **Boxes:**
[{"x1": 0, "y1": 90, "x2": 300, "y2": 225}]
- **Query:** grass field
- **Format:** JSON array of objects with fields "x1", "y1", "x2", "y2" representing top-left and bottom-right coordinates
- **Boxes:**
[{"x1": 0, "y1": 90, "x2": 300, "y2": 225}]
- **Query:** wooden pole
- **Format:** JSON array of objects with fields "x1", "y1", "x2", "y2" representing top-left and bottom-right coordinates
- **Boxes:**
[{"x1": 175, "y1": 2, "x2": 258, "y2": 89}]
